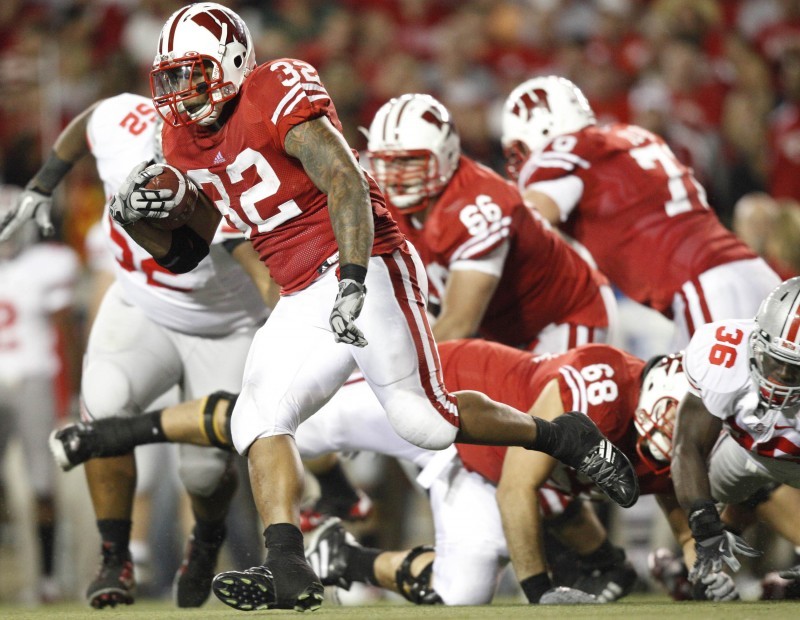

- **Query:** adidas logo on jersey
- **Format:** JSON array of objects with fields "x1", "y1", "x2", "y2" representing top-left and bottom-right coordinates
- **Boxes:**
[{"x1": 213, "y1": 151, "x2": 225, "y2": 165}]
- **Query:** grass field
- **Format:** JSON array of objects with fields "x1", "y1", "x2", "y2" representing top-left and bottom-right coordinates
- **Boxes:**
[{"x1": 1, "y1": 594, "x2": 798, "y2": 620}]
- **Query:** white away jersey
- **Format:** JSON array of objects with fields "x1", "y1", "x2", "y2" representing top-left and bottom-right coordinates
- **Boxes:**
[
  {"x1": 684, "y1": 319, "x2": 800, "y2": 460},
  {"x1": 0, "y1": 243, "x2": 79, "y2": 382},
  {"x1": 87, "y1": 93, "x2": 268, "y2": 336}
]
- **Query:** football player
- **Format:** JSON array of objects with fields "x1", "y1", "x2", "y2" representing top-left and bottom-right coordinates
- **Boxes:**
[
  {"x1": 49, "y1": 339, "x2": 637, "y2": 604},
  {"x1": 366, "y1": 93, "x2": 616, "y2": 351},
  {"x1": 501, "y1": 76, "x2": 781, "y2": 349},
  {"x1": 104, "y1": 4, "x2": 638, "y2": 612},
  {"x1": 0, "y1": 185, "x2": 80, "y2": 603},
  {"x1": 0, "y1": 90, "x2": 274, "y2": 608},
  {"x1": 672, "y1": 277, "x2": 800, "y2": 593},
  {"x1": 52, "y1": 336, "x2": 800, "y2": 605}
]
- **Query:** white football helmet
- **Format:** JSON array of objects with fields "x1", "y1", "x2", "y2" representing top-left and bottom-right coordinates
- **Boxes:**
[
  {"x1": 366, "y1": 94, "x2": 460, "y2": 213},
  {"x1": 151, "y1": 2, "x2": 256, "y2": 127},
  {"x1": 634, "y1": 353, "x2": 690, "y2": 474},
  {"x1": 501, "y1": 76, "x2": 595, "y2": 180},
  {"x1": 749, "y1": 277, "x2": 800, "y2": 410}
]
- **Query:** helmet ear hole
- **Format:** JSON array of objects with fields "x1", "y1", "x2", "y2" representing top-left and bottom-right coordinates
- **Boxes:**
[{"x1": 233, "y1": 55, "x2": 243, "y2": 68}]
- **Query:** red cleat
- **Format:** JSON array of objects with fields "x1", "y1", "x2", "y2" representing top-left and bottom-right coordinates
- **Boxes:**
[{"x1": 300, "y1": 490, "x2": 373, "y2": 533}]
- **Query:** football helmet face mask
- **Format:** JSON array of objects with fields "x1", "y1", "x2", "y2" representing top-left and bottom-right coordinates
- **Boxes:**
[
  {"x1": 151, "y1": 2, "x2": 256, "y2": 127},
  {"x1": 634, "y1": 353, "x2": 690, "y2": 475},
  {"x1": 366, "y1": 94, "x2": 460, "y2": 213},
  {"x1": 749, "y1": 277, "x2": 800, "y2": 411},
  {"x1": 501, "y1": 76, "x2": 595, "y2": 180}
]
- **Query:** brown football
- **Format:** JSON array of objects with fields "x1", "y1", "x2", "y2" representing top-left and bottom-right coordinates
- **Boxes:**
[{"x1": 143, "y1": 164, "x2": 199, "y2": 230}]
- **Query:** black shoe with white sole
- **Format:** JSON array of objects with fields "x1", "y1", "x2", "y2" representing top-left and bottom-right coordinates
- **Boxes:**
[
  {"x1": 212, "y1": 554, "x2": 324, "y2": 612},
  {"x1": 548, "y1": 412, "x2": 640, "y2": 508}
]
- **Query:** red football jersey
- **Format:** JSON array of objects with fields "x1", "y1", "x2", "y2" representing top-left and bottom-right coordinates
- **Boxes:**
[
  {"x1": 162, "y1": 59, "x2": 404, "y2": 293},
  {"x1": 769, "y1": 102, "x2": 800, "y2": 202},
  {"x1": 447, "y1": 339, "x2": 670, "y2": 495},
  {"x1": 393, "y1": 156, "x2": 609, "y2": 348},
  {"x1": 519, "y1": 124, "x2": 757, "y2": 314}
]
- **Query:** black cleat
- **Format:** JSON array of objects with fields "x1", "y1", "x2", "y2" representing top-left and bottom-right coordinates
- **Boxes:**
[
  {"x1": 305, "y1": 517, "x2": 356, "y2": 589},
  {"x1": 552, "y1": 412, "x2": 639, "y2": 508},
  {"x1": 86, "y1": 543, "x2": 135, "y2": 609},
  {"x1": 573, "y1": 559, "x2": 638, "y2": 602},
  {"x1": 174, "y1": 529, "x2": 225, "y2": 607},
  {"x1": 49, "y1": 421, "x2": 131, "y2": 471},
  {"x1": 213, "y1": 554, "x2": 324, "y2": 612}
]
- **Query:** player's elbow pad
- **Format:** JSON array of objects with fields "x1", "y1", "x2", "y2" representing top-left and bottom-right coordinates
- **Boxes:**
[{"x1": 155, "y1": 226, "x2": 209, "y2": 274}]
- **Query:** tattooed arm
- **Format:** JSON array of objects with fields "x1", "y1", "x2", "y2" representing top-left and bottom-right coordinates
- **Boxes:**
[{"x1": 284, "y1": 116, "x2": 373, "y2": 268}]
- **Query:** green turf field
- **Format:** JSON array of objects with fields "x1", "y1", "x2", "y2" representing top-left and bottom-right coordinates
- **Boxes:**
[{"x1": 1, "y1": 595, "x2": 798, "y2": 620}]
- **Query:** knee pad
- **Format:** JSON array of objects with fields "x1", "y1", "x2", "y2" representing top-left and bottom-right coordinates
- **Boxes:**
[
  {"x1": 383, "y1": 392, "x2": 458, "y2": 451},
  {"x1": 200, "y1": 391, "x2": 238, "y2": 449},
  {"x1": 177, "y1": 445, "x2": 231, "y2": 497},
  {"x1": 395, "y1": 545, "x2": 442, "y2": 605},
  {"x1": 81, "y1": 359, "x2": 135, "y2": 419}
]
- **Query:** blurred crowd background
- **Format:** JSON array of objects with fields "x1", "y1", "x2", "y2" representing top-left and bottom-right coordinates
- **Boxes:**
[
  {"x1": 6, "y1": 0, "x2": 800, "y2": 243},
  {"x1": 3, "y1": 0, "x2": 800, "y2": 606}
]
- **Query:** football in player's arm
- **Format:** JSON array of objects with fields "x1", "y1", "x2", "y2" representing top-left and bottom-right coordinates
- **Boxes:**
[{"x1": 108, "y1": 4, "x2": 639, "y2": 613}]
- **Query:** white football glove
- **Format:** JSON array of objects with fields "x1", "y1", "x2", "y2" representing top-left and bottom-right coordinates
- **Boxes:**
[
  {"x1": 698, "y1": 571, "x2": 738, "y2": 601},
  {"x1": 109, "y1": 161, "x2": 176, "y2": 227},
  {"x1": 329, "y1": 279, "x2": 368, "y2": 347},
  {"x1": 689, "y1": 529, "x2": 760, "y2": 581},
  {"x1": 0, "y1": 187, "x2": 53, "y2": 242}
]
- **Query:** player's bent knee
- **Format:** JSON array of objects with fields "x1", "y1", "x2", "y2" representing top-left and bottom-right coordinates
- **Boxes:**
[
  {"x1": 81, "y1": 360, "x2": 135, "y2": 419},
  {"x1": 177, "y1": 446, "x2": 229, "y2": 496},
  {"x1": 383, "y1": 392, "x2": 458, "y2": 451},
  {"x1": 396, "y1": 546, "x2": 442, "y2": 605},
  {"x1": 202, "y1": 391, "x2": 237, "y2": 449}
]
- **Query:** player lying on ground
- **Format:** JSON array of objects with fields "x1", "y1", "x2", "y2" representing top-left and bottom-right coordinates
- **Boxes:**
[
  {"x1": 53, "y1": 338, "x2": 800, "y2": 603},
  {"x1": 53, "y1": 338, "x2": 644, "y2": 605}
]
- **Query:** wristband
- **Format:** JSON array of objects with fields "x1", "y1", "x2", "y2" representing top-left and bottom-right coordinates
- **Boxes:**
[
  {"x1": 688, "y1": 499, "x2": 723, "y2": 540},
  {"x1": 339, "y1": 263, "x2": 367, "y2": 284},
  {"x1": 28, "y1": 151, "x2": 74, "y2": 195},
  {"x1": 519, "y1": 572, "x2": 551, "y2": 603}
]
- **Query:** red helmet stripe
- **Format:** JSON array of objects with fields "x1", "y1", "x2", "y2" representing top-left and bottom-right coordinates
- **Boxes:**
[
  {"x1": 165, "y1": 5, "x2": 194, "y2": 53},
  {"x1": 191, "y1": 9, "x2": 241, "y2": 45},
  {"x1": 784, "y1": 298, "x2": 800, "y2": 343},
  {"x1": 384, "y1": 97, "x2": 411, "y2": 143}
]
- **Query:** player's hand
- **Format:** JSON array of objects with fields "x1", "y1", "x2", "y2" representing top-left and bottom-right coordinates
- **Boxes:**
[
  {"x1": 109, "y1": 161, "x2": 175, "y2": 226},
  {"x1": 779, "y1": 565, "x2": 800, "y2": 581},
  {"x1": 694, "y1": 571, "x2": 738, "y2": 601},
  {"x1": 329, "y1": 279, "x2": 368, "y2": 347},
  {"x1": 688, "y1": 500, "x2": 761, "y2": 581},
  {"x1": 0, "y1": 187, "x2": 54, "y2": 241},
  {"x1": 690, "y1": 530, "x2": 761, "y2": 580}
]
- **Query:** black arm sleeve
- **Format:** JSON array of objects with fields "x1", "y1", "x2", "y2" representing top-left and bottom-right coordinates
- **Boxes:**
[
  {"x1": 221, "y1": 236, "x2": 247, "y2": 254},
  {"x1": 154, "y1": 226, "x2": 210, "y2": 274}
]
